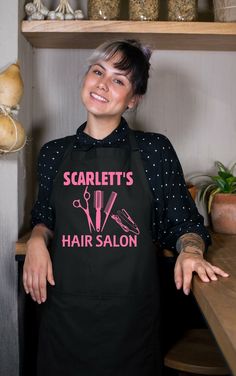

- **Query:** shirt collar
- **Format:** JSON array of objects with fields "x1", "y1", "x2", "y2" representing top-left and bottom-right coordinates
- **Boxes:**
[{"x1": 75, "y1": 117, "x2": 129, "y2": 147}]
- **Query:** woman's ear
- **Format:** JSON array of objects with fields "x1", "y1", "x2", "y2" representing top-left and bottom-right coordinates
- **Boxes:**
[{"x1": 127, "y1": 95, "x2": 142, "y2": 110}]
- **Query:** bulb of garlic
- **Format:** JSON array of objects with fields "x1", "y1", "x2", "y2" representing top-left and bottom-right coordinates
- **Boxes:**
[
  {"x1": 33, "y1": 0, "x2": 49, "y2": 16},
  {"x1": 31, "y1": 11, "x2": 45, "y2": 20},
  {"x1": 25, "y1": 1, "x2": 49, "y2": 20},
  {"x1": 74, "y1": 10, "x2": 84, "y2": 19},
  {"x1": 25, "y1": 3, "x2": 37, "y2": 16}
]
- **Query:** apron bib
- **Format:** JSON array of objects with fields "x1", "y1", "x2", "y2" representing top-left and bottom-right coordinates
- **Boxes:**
[{"x1": 37, "y1": 130, "x2": 161, "y2": 376}]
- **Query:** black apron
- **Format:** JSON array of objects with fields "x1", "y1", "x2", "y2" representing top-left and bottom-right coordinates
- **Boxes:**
[{"x1": 37, "y1": 129, "x2": 162, "y2": 376}]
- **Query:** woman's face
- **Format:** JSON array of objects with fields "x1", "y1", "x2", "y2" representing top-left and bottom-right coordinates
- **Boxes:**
[{"x1": 81, "y1": 54, "x2": 137, "y2": 120}]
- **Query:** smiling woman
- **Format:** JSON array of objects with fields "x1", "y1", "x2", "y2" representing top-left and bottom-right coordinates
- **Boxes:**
[
  {"x1": 81, "y1": 59, "x2": 135, "y2": 108},
  {"x1": 23, "y1": 39, "x2": 228, "y2": 376},
  {"x1": 87, "y1": 39, "x2": 151, "y2": 95},
  {"x1": 81, "y1": 59, "x2": 137, "y2": 132},
  {"x1": 80, "y1": 40, "x2": 151, "y2": 139}
]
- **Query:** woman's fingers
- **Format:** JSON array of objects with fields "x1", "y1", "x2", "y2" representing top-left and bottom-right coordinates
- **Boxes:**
[
  {"x1": 23, "y1": 271, "x2": 29, "y2": 294},
  {"x1": 175, "y1": 254, "x2": 229, "y2": 296},
  {"x1": 174, "y1": 261, "x2": 183, "y2": 290},
  {"x1": 194, "y1": 262, "x2": 229, "y2": 282},
  {"x1": 24, "y1": 270, "x2": 47, "y2": 303},
  {"x1": 23, "y1": 236, "x2": 53, "y2": 304},
  {"x1": 23, "y1": 261, "x2": 49, "y2": 303},
  {"x1": 182, "y1": 269, "x2": 194, "y2": 295},
  {"x1": 39, "y1": 271, "x2": 47, "y2": 303},
  {"x1": 32, "y1": 273, "x2": 41, "y2": 303},
  {"x1": 47, "y1": 261, "x2": 55, "y2": 287},
  {"x1": 211, "y1": 264, "x2": 229, "y2": 278},
  {"x1": 27, "y1": 273, "x2": 36, "y2": 302},
  {"x1": 202, "y1": 263, "x2": 217, "y2": 281}
]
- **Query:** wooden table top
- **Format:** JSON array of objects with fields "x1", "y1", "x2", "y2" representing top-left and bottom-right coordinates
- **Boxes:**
[
  {"x1": 192, "y1": 233, "x2": 236, "y2": 376},
  {"x1": 16, "y1": 231, "x2": 236, "y2": 374}
]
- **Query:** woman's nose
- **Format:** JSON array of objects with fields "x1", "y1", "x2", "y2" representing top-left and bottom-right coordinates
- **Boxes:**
[{"x1": 97, "y1": 77, "x2": 109, "y2": 91}]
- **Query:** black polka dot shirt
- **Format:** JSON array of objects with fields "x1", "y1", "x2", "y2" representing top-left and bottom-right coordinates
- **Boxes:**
[{"x1": 31, "y1": 117, "x2": 211, "y2": 252}]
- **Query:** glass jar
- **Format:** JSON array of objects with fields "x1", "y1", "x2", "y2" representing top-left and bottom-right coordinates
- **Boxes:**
[
  {"x1": 129, "y1": 0, "x2": 159, "y2": 21},
  {"x1": 168, "y1": 0, "x2": 198, "y2": 21},
  {"x1": 213, "y1": 0, "x2": 236, "y2": 22},
  {"x1": 88, "y1": 0, "x2": 121, "y2": 20}
]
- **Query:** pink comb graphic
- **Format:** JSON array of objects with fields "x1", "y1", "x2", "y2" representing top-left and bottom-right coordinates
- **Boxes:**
[
  {"x1": 94, "y1": 190, "x2": 104, "y2": 232},
  {"x1": 101, "y1": 191, "x2": 117, "y2": 232}
]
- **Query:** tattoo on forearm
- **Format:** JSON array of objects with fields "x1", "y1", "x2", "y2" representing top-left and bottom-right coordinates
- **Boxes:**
[{"x1": 176, "y1": 233, "x2": 205, "y2": 255}]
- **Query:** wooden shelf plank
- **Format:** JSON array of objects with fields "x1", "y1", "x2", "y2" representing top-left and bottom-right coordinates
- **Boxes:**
[{"x1": 21, "y1": 21, "x2": 236, "y2": 50}]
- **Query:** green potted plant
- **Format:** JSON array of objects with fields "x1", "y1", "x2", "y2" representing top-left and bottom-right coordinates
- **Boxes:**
[{"x1": 194, "y1": 161, "x2": 236, "y2": 234}]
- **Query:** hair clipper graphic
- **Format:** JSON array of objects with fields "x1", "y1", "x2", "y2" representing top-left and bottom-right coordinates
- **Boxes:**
[{"x1": 111, "y1": 209, "x2": 140, "y2": 235}]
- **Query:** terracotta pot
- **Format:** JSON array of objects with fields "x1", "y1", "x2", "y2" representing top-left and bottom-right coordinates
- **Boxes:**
[
  {"x1": 211, "y1": 193, "x2": 236, "y2": 234},
  {"x1": 187, "y1": 184, "x2": 198, "y2": 201}
]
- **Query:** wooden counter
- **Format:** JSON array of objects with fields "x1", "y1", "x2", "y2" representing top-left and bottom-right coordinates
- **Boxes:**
[
  {"x1": 16, "y1": 232, "x2": 236, "y2": 374},
  {"x1": 192, "y1": 233, "x2": 236, "y2": 375}
]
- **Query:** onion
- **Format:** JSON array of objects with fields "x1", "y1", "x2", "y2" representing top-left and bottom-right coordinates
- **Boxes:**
[
  {"x1": 0, "y1": 63, "x2": 24, "y2": 107},
  {"x1": 0, "y1": 114, "x2": 26, "y2": 153}
]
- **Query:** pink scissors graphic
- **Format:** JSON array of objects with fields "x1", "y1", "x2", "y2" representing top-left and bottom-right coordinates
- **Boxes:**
[{"x1": 73, "y1": 186, "x2": 95, "y2": 233}]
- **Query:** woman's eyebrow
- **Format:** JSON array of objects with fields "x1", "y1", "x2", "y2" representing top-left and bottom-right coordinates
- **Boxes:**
[
  {"x1": 94, "y1": 63, "x2": 105, "y2": 71},
  {"x1": 94, "y1": 63, "x2": 129, "y2": 78}
]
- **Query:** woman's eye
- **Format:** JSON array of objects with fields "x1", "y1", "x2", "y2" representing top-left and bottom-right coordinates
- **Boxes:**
[
  {"x1": 93, "y1": 69, "x2": 102, "y2": 76},
  {"x1": 114, "y1": 79, "x2": 124, "y2": 86}
]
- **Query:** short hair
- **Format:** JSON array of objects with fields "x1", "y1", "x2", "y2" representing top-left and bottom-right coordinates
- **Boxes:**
[{"x1": 88, "y1": 39, "x2": 152, "y2": 96}]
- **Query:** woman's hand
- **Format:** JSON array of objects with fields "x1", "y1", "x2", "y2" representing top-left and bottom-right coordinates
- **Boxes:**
[
  {"x1": 23, "y1": 224, "x2": 55, "y2": 304},
  {"x1": 174, "y1": 233, "x2": 229, "y2": 295}
]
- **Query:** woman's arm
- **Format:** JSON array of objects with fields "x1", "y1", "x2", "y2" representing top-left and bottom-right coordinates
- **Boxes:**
[
  {"x1": 25, "y1": 137, "x2": 72, "y2": 303},
  {"x1": 143, "y1": 134, "x2": 229, "y2": 292},
  {"x1": 139, "y1": 132, "x2": 211, "y2": 251},
  {"x1": 23, "y1": 223, "x2": 55, "y2": 304},
  {"x1": 174, "y1": 233, "x2": 229, "y2": 295}
]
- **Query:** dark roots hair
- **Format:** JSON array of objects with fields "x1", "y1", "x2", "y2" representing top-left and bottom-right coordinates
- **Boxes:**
[{"x1": 88, "y1": 39, "x2": 152, "y2": 96}]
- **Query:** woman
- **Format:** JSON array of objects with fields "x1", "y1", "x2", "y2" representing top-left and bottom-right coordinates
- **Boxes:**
[{"x1": 23, "y1": 39, "x2": 228, "y2": 376}]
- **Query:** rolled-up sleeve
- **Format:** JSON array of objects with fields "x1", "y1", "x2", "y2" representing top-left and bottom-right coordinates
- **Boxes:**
[
  {"x1": 31, "y1": 144, "x2": 56, "y2": 230},
  {"x1": 30, "y1": 136, "x2": 74, "y2": 230}
]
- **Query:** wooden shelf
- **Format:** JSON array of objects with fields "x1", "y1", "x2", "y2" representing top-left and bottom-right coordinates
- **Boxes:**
[{"x1": 22, "y1": 20, "x2": 236, "y2": 51}]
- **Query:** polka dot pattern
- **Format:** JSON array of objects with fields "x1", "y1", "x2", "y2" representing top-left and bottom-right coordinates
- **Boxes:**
[{"x1": 31, "y1": 118, "x2": 211, "y2": 251}]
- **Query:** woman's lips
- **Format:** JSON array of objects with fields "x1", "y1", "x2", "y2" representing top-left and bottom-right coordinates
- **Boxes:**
[{"x1": 90, "y1": 92, "x2": 109, "y2": 103}]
